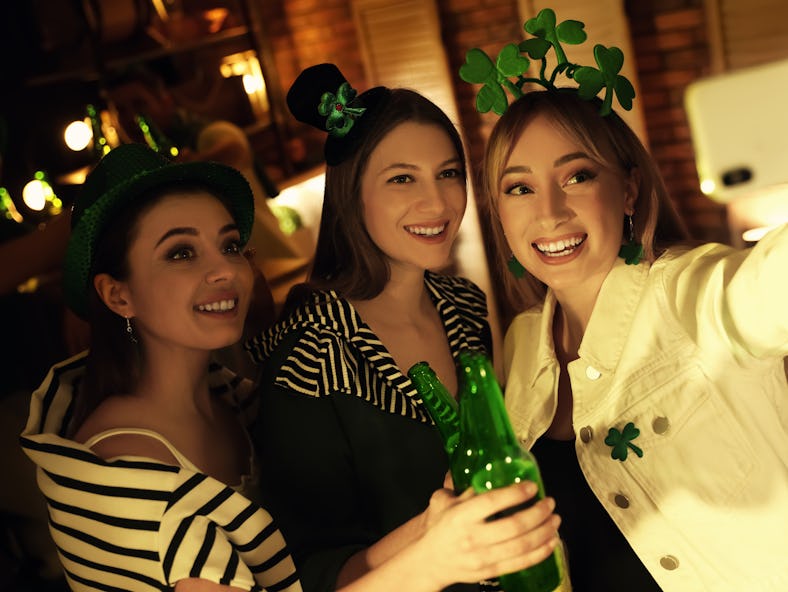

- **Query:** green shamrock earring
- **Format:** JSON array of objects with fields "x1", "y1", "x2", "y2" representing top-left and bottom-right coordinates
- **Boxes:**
[
  {"x1": 618, "y1": 214, "x2": 643, "y2": 265},
  {"x1": 605, "y1": 422, "x2": 643, "y2": 461},
  {"x1": 507, "y1": 254, "x2": 526, "y2": 278}
]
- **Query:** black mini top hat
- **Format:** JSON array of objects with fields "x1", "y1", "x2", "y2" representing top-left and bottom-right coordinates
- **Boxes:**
[
  {"x1": 286, "y1": 63, "x2": 391, "y2": 166},
  {"x1": 64, "y1": 143, "x2": 254, "y2": 318}
]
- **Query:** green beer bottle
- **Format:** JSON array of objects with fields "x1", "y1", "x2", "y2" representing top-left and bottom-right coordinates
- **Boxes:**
[
  {"x1": 408, "y1": 361, "x2": 460, "y2": 455},
  {"x1": 456, "y1": 349, "x2": 563, "y2": 592},
  {"x1": 407, "y1": 360, "x2": 476, "y2": 492}
]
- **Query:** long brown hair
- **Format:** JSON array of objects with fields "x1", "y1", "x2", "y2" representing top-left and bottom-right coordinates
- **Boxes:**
[
  {"x1": 286, "y1": 89, "x2": 466, "y2": 309},
  {"x1": 480, "y1": 89, "x2": 689, "y2": 318}
]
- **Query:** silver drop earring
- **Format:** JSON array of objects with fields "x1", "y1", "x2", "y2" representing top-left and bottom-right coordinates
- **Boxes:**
[{"x1": 125, "y1": 316, "x2": 138, "y2": 344}]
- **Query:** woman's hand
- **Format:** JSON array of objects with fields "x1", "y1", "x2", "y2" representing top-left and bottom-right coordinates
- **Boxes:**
[{"x1": 408, "y1": 482, "x2": 561, "y2": 590}]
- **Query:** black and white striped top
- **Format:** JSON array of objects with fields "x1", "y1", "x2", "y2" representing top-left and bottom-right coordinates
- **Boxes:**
[
  {"x1": 246, "y1": 271, "x2": 495, "y2": 592},
  {"x1": 19, "y1": 352, "x2": 301, "y2": 592},
  {"x1": 245, "y1": 271, "x2": 491, "y2": 422}
]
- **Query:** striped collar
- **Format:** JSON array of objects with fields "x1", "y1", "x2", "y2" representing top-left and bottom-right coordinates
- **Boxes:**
[{"x1": 246, "y1": 271, "x2": 489, "y2": 423}]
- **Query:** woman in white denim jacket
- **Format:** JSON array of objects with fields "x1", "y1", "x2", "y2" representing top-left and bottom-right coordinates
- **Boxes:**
[{"x1": 478, "y1": 89, "x2": 788, "y2": 592}]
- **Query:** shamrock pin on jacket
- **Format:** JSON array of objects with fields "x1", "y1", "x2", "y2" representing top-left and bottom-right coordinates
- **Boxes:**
[{"x1": 605, "y1": 422, "x2": 643, "y2": 461}]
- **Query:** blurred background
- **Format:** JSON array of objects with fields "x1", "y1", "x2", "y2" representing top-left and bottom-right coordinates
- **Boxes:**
[{"x1": 1, "y1": 0, "x2": 787, "y2": 588}]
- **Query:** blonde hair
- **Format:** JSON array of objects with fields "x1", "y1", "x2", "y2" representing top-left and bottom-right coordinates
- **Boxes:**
[{"x1": 480, "y1": 89, "x2": 688, "y2": 317}]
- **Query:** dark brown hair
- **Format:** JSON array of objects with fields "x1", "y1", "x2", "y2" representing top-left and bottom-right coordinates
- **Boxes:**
[
  {"x1": 70, "y1": 182, "x2": 235, "y2": 434},
  {"x1": 287, "y1": 89, "x2": 466, "y2": 308}
]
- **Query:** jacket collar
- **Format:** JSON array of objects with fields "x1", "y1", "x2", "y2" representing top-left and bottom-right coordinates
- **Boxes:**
[{"x1": 523, "y1": 257, "x2": 650, "y2": 387}]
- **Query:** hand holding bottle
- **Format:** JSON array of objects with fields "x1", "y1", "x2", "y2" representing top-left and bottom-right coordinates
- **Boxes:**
[
  {"x1": 405, "y1": 481, "x2": 561, "y2": 591},
  {"x1": 409, "y1": 352, "x2": 565, "y2": 591}
]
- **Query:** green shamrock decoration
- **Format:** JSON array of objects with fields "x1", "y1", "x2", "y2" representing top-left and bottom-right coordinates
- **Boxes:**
[
  {"x1": 618, "y1": 241, "x2": 644, "y2": 265},
  {"x1": 459, "y1": 45, "x2": 530, "y2": 115},
  {"x1": 507, "y1": 254, "x2": 526, "y2": 278},
  {"x1": 458, "y1": 8, "x2": 635, "y2": 117},
  {"x1": 573, "y1": 45, "x2": 636, "y2": 116},
  {"x1": 522, "y1": 8, "x2": 586, "y2": 68},
  {"x1": 318, "y1": 82, "x2": 366, "y2": 138},
  {"x1": 605, "y1": 422, "x2": 643, "y2": 461}
]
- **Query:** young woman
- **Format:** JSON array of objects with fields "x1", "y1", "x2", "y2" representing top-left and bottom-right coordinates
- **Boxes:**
[
  {"x1": 21, "y1": 142, "x2": 559, "y2": 591},
  {"x1": 480, "y1": 88, "x2": 788, "y2": 591},
  {"x1": 246, "y1": 63, "x2": 561, "y2": 592}
]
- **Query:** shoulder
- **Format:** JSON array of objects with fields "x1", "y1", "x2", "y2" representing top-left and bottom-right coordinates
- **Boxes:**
[
  {"x1": 249, "y1": 291, "x2": 360, "y2": 397},
  {"x1": 504, "y1": 303, "x2": 545, "y2": 347},
  {"x1": 86, "y1": 432, "x2": 181, "y2": 466},
  {"x1": 426, "y1": 272, "x2": 488, "y2": 315},
  {"x1": 246, "y1": 290, "x2": 358, "y2": 363},
  {"x1": 73, "y1": 398, "x2": 182, "y2": 466}
]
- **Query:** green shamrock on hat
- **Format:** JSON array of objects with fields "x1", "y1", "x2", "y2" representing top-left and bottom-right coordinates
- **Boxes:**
[{"x1": 318, "y1": 82, "x2": 367, "y2": 137}]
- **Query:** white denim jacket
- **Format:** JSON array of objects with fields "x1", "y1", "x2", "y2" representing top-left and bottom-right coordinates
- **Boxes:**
[{"x1": 503, "y1": 224, "x2": 788, "y2": 591}]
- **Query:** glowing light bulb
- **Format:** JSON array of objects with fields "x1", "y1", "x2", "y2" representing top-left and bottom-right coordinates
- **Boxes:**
[
  {"x1": 64, "y1": 119, "x2": 93, "y2": 151},
  {"x1": 242, "y1": 73, "x2": 264, "y2": 94},
  {"x1": 22, "y1": 180, "x2": 47, "y2": 211}
]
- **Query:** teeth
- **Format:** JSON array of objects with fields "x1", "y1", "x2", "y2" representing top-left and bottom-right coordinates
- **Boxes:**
[
  {"x1": 197, "y1": 299, "x2": 236, "y2": 312},
  {"x1": 535, "y1": 236, "x2": 585, "y2": 256},
  {"x1": 406, "y1": 224, "x2": 446, "y2": 236}
]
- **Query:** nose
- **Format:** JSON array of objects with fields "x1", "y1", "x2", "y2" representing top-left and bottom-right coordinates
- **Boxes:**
[
  {"x1": 204, "y1": 249, "x2": 237, "y2": 284},
  {"x1": 417, "y1": 179, "x2": 448, "y2": 213},
  {"x1": 536, "y1": 184, "x2": 571, "y2": 230}
]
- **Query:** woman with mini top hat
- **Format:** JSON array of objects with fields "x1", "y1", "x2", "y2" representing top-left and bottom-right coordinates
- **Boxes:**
[{"x1": 246, "y1": 63, "x2": 562, "y2": 592}]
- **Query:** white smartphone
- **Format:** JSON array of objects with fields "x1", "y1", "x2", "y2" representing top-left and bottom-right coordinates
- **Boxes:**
[{"x1": 684, "y1": 58, "x2": 788, "y2": 243}]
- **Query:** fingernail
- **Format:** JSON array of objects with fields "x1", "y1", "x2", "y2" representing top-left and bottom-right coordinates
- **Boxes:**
[{"x1": 522, "y1": 481, "x2": 537, "y2": 496}]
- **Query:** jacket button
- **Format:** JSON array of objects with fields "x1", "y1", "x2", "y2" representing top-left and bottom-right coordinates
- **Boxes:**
[
  {"x1": 660, "y1": 555, "x2": 680, "y2": 570},
  {"x1": 579, "y1": 426, "x2": 593, "y2": 443},
  {"x1": 585, "y1": 366, "x2": 602, "y2": 380},
  {"x1": 652, "y1": 416, "x2": 670, "y2": 434},
  {"x1": 614, "y1": 493, "x2": 630, "y2": 508}
]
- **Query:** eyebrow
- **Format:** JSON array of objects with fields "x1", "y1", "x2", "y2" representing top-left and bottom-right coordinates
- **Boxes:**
[
  {"x1": 155, "y1": 222, "x2": 238, "y2": 247},
  {"x1": 378, "y1": 157, "x2": 463, "y2": 176},
  {"x1": 501, "y1": 151, "x2": 590, "y2": 176}
]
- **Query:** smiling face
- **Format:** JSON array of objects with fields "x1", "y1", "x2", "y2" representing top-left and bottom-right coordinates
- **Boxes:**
[
  {"x1": 118, "y1": 191, "x2": 254, "y2": 353},
  {"x1": 359, "y1": 121, "x2": 467, "y2": 274},
  {"x1": 497, "y1": 113, "x2": 637, "y2": 296}
]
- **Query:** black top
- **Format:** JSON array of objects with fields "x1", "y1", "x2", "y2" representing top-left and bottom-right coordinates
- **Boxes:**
[
  {"x1": 247, "y1": 272, "x2": 494, "y2": 592},
  {"x1": 531, "y1": 437, "x2": 662, "y2": 592}
]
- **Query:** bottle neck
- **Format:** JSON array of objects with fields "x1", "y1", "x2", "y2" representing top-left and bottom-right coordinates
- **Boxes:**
[{"x1": 457, "y1": 355, "x2": 520, "y2": 451}]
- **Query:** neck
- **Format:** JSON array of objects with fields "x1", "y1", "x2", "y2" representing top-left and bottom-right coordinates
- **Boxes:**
[
  {"x1": 351, "y1": 266, "x2": 431, "y2": 325},
  {"x1": 552, "y1": 284, "x2": 602, "y2": 359},
  {"x1": 133, "y1": 342, "x2": 214, "y2": 416}
]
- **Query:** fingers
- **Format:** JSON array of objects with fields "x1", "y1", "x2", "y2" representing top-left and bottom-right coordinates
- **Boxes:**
[
  {"x1": 478, "y1": 532, "x2": 560, "y2": 581},
  {"x1": 456, "y1": 481, "x2": 539, "y2": 524},
  {"x1": 451, "y1": 484, "x2": 562, "y2": 579},
  {"x1": 458, "y1": 495, "x2": 559, "y2": 554}
]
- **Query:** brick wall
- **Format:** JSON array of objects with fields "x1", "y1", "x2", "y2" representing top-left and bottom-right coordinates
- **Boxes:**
[
  {"x1": 626, "y1": 0, "x2": 729, "y2": 243},
  {"x1": 259, "y1": 0, "x2": 727, "y2": 242}
]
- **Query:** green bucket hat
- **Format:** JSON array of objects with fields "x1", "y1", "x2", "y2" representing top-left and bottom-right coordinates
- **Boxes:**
[{"x1": 64, "y1": 143, "x2": 254, "y2": 318}]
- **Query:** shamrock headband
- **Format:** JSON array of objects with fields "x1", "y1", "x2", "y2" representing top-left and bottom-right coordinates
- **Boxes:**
[
  {"x1": 459, "y1": 8, "x2": 635, "y2": 117},
  {"x1": 287, "y1": 63, "x2": 391, "y2": 165}
]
